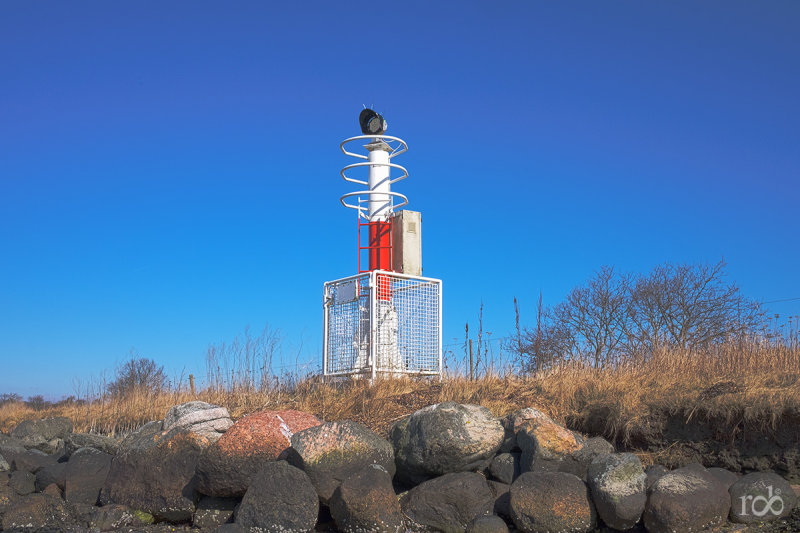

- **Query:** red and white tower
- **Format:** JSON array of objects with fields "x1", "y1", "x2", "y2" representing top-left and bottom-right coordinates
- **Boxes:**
[{"x1": 323, "y1": 110, "x2": 442, "y2": 380}]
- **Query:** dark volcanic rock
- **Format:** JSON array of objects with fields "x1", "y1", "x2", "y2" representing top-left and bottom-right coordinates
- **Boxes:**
[
  {"x1": 329, "y1": 464, "x2": 404, "y2": 533},
  {"x1": 288, "y1": 419, "x2": 395, "y2": 503},
  {"x1": 193, "y1": 496, "x2": 238, "y2": 529},
  {"x1": 729, "y1": 471, "x2": 798, "y2": 523},
  {"x1": 0, "y1": 452, "x2": 9, "y2": 472},
  {"x1": 587, "y1": 452, "x2": 646, "y2": 530},
  {"x1": 391, "y1": 402, "x2": 504, "y2": 485},
  {"x1": 707, "y1": 466, "x2": 740, "y2": 489},
  {"x1": 35, "y1": 461, "x2": 67, "y2": 492},
  {"x1": 489, "y1": 452, "x2": 521, "y2": 484},
  {"x1": 102, "y1": 423, "x2": 211, "y2": 522},
  {"x1": 467, "y1": 514, "x2": 510, "y2": 533},
  {"x1": 236, "y1": 460, "x2": 319, "y2": 533},
  {"x1": 9, "y1": 470, "x2": 36, "y2": 495},
  {"x1": 510, "y1": 471, "x2": 596, "y2": 533},
  {"x1": 197, "y1": 409, "x2": 321, "y2": 497},
  {"x1": 401, "y1": 472, "x2": 494, "y2": 533},
  {"x1": 11, "y1": 448, "x2": 57, "y2": 474},
  {"x1": 1, "y1": 493, "x2": 71, "y2": 531},
  {"x1": 488, "y1": 480, "x2": 511, "y2": 518},
  {"x1": 643, "y1": 465, "x2": 730, "y2": 533},
  {"x1": 65, "y1": 446, "x2": 112, "y2": 505},
  {"x1": 645, "y1": 464, "x2": 669, "y2": 490},
  {"x1": 89, "y1": 504, "x2": 144, "y2": 531}
]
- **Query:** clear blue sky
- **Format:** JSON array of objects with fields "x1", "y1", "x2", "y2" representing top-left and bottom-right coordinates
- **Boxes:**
[{"x1": 1, "y1": 1, "x2": 798, "y2": 398}]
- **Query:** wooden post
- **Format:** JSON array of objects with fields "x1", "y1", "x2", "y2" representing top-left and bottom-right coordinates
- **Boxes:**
[
  {"x1": 469, "y1": 339, "x2": 474, "y2": 381},
  {"x1": 189, "y1": 374, "x2": 196, "y2": 395}
]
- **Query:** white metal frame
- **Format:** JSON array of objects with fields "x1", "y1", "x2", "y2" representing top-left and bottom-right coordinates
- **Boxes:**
[{"x1": 323, "y1": 270, "x2": 443, "y2": 380}]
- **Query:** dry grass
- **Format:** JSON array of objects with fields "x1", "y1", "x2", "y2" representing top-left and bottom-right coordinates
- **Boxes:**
[{"x1": 1, "y1": 344, "x2": 798, "y2": 451}]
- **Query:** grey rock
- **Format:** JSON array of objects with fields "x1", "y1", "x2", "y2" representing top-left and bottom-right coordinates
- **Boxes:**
[
  {"x1": 193, "y1": 496, "x2": 237, "y2": 529},
  {"x1": 645, "y1": 464, "x2": 669, "y2": 490},
  {"x1": 489, "y1": 453, "x2": 521, "y2": 484},
  {"x1": 65, "y1": 447, "x2": 112, "y2": 505},
  {"x1": 728, "y1": 471, "x2": 797, "y2": 523},
  {"x1": 11, "y1": 417, "x2": 73, "y2": 442},
  {"x1": 236, "y1": 461, "x2": 318, "y2": 533},
  {"x1": 707, "y1": 467, "x2": 740, "y2": 489},
  {"x1": 330, "y1": 464, "x2": 404, "y2": 533},
  {"x1": 516, "y1": 418, "x2": 582, "y2": 475},
  {"x1": 510, "y1": 472, "x2": 596, "y2": 533},
  {"x1": 401, "y1": 472, "x2": 495, "y2": 533},
  {"x1": 587, "y1": 452, "x2": 646, "y2": 530},
  {"x1": 643, "y1": 465, "x2": 730, "y2": 533},
  {"x1": 35, "y1": 461, "x2": 67, "y2": 492},
  {"x1": 391, "y1": 402, "x2": 504, "y2": 485},
  {"x1": 559, "y1": 436, "x2": 615, "y2": 481},
  {"x1": 288, "y1": 419, "x2": 395, "y2": 504},
  {"x1": 1, "y1": 493, "x2": 71, "y2": 530},
  {"x1": 9, "y1": 470, "x2": 36, "y2": 495},
  {"x1": 163, "y1": 401, "x2": 233, "y2": 442},
  {"x1": 0, "y1": 453, "x2": 9, "y2": 472},
  {"x1": 467, "y1": 514, "x2": 510, "y2": 533},
  {"x1": 213, "y1": 524, "x2": 252, "y2": 533},
  {"x1": 65, "y1": 433, "x2": 119, "y2": 457}
]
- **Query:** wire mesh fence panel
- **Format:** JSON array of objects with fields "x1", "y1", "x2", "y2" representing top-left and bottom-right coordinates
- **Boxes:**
[{"x1": 324, "y1": 271, "x2": 441, "y2": 378}]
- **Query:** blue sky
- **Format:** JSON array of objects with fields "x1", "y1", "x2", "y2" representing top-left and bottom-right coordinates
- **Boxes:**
[{"x1": 1, "y1": 1, "x2": 798, "y2": 398}]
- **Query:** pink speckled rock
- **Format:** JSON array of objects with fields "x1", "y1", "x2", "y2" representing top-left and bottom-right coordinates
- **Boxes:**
[{"x1": 196, "y1": 410, "x2": 321, "y2": 497}]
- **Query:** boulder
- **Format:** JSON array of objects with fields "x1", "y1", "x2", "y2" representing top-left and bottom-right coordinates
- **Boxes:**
[
  {"x1": 645, "y1": 464, "x2": 669, "y2": 490},
  {"x1": 329, "y1": 464, "x2": 403, "y2": 533},
  {"x1": 35, "y1": 461, "x2": 67, "y2": 492},
  {"x1": 0, "y1": 453, "x2": 9, "y2": 472},
  {"x1": 288, "y1": 419, "x2": 395, "y2": 503},
  {"x1": 9, "y1": 470, "x2": 35, "y2": 495},
  {"x1": 559, "y1": 436, "x2": 615, "y2": 480},
  {"x1": 236, "y1": 460, "x2": 319, "y2": 533},
  {"x1": 1, "y1": 483, "x2": 17, "y2": 515},
  {"x1": 65, "y1": 433, "x2": 119, "y2": 457},
  {"x1": 11, "y1": 417, "x2": 72, "y2": 452},
  {"x1": 11, "y1": 448, "x2": 57, "y2": 474},
  {"x1": 516, "y1": 418, "x2": 582, "y2": 474},
  {"x1": 587, "y1": 452, "x2": 647, "y2": 530},
  {"x1": 467, "y1": 514, "x2": 510, "y2": 533},
  {"x1": 163, "y1": 401, "x2": 234, "y2": 442},
  {"x1": 509, "y1": 472, "x2": 596, "y2": 533},
  {"x1": 401, "y1": 471, "x2": 495, "y2": 533},
  {"x1": 193, "y1": 496, "x2": 238, "y2": 529},
  {"x1": 488, "y1": 480, "x2": 511, "y2": 518},
  {"x1": 65, "y1": 447, "x2": 113, "y2": 505},
  {"x1": 728, "y1": 471, "x2": 797, "y2": 523},
  {"x1": 197, "y1": 409, "x2": 321, "y2": 497},
  {"x1": 41, "y1": 482, "x2": 62, "y2": 498},
  {"x1": 489, "y1": 452, "x2": 521, "y2": 484},
  {"x1": 102, "y1": 423, "x2": 211, "y2": 522},
  {"x1": 1, "y1": 493, "x2": 72, "y2": 531},
  {"x1": 707, "y1": 466, "x2": 740, "y2": 489},
  {"x1": 500, "y1": 407, "x2": 554, "y2": 452},
  {"x1": 391, "y1": 402, "x2": 504, "y2": 485},
  {"x1": 89, "y1": 504, "x2": 146, "y2": 531},
  {"x1": 643, "y1": 465, "x2": 730, "y2": 533}
]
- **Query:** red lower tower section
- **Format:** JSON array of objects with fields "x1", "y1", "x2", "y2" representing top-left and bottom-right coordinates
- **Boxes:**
[{"x1": 359, "y1": 219, "x2": 393, "y2": 301}]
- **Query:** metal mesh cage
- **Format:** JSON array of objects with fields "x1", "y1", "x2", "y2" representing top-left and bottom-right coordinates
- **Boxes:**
[{"x1": 323, "y1": 270, "x2": 442, "y2": 378}]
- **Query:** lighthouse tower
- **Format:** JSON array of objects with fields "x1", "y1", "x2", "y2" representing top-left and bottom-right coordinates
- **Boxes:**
[{"x1": 323, "y1": 109, "x2": 442, "y2": 380}]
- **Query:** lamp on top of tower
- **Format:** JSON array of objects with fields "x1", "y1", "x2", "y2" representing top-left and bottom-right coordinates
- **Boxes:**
[{"x1": 359, "y1": 108, "x2": 387, "y2": 135}]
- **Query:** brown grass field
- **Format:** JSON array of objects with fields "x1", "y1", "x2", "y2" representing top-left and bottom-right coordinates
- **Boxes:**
[{"x1": 1, "y1": 343, "x2": 798, "y2": 467}]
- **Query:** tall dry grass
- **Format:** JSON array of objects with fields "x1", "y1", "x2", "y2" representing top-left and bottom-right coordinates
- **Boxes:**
[{"x1": 1, "y1": 342, "x2": 797, "y2": 451}]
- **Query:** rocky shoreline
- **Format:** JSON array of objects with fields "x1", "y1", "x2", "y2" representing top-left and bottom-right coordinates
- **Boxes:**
[{"x1": 1, "y1": 401, "x2": 798, "y2": 532}]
